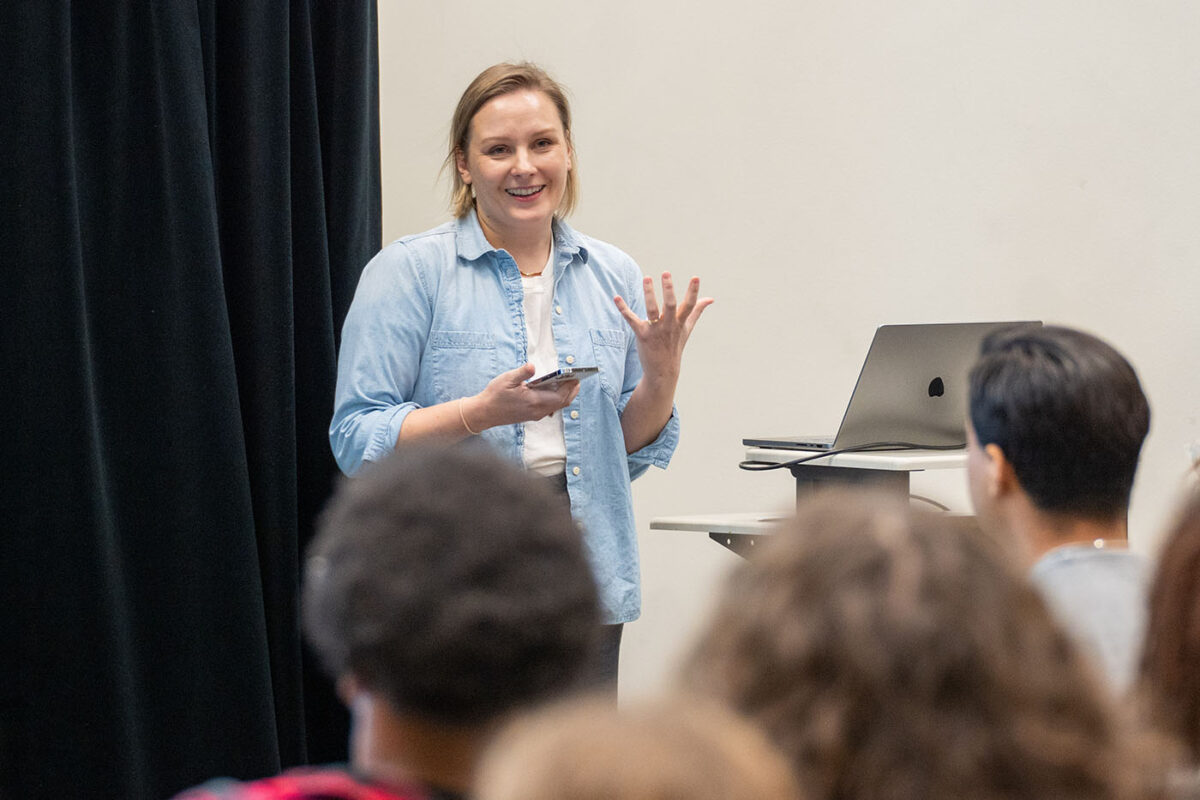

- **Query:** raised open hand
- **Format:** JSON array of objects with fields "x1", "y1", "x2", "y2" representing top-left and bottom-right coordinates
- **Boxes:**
[{"x1": 614, "y1": 272, "x2": 713, "y2": 383}]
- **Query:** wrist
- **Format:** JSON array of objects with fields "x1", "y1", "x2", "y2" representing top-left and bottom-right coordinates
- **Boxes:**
[
  {"x1": 639, "y1": 367, "x2": 680, "y2": 395},
  {"x1": 459, "y1": 395, "x2": 484, "y2": 435}
]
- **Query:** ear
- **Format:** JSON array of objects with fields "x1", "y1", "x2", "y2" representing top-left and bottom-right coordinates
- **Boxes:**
[
  {"x1": 336, "y1": 674, "x2": 361, "y2": 707},
  {"x1": 983, "y1": 443, "x2": 1020, "y2": 500},
  {"x1": 454, "y1": 147, "x2": 471, "y2": 185}
]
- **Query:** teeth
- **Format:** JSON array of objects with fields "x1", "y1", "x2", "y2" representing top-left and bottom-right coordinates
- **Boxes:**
[{"x1": 506, "y1": 186, "x2": 543, "y2": 197}]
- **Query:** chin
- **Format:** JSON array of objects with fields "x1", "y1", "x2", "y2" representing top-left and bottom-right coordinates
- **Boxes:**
[{"x1": 510, "y1": 208, "x2": 556, "y2": 226}]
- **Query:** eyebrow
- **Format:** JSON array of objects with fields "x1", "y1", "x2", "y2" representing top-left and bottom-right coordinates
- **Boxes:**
[{"x1": 476, "y1": 128, "x2": 560, "y2": 146}]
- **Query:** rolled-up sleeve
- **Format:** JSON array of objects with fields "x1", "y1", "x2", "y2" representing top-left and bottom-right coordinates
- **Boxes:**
[
  {"x1": 615, "y1": 257, "x2": 679, "y2": 480},
  {"x1": 625, "y1": 406, "x2": 679, "y2": 478},
  {"x1": 329, "y1": 244, "x2": 432, "y2": 475}
]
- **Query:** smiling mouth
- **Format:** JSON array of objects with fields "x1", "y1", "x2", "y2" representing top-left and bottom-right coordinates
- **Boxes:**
[{"x1": 505, "y1": 186, "x2": 545, "y2": 198}]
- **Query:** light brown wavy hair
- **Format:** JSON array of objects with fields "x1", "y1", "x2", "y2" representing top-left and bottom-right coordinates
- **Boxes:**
[
  {"x1": 682, "y1": 490, "x2": 1144, "y2": 800},
  {"x1": 445, "y1": 62, "x2": 578, "y2": 219},
  {"x1": 474, "y1": 695, "x2": 801, "y2": 800},
  {"x1": 1139, "y1": 489, "x2": 1200, "y2": 765}
]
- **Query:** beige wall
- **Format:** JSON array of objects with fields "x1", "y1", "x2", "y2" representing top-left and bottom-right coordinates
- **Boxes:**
[{"x1": 376, "y1": 0, "x2": 1200, "y2": 698}]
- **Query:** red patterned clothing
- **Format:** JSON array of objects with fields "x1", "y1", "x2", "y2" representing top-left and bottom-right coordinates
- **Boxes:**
[{"x1": 173, "y1": 765, "x2": 463, "y2": 800}]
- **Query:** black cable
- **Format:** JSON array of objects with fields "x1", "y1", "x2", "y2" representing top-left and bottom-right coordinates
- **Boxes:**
[
  {"x1": 738, "y1": 441, "x2": 966, "y2": 472},
  {"x1": 908, "y1": 494, "x2": 951, "y2": 512}
]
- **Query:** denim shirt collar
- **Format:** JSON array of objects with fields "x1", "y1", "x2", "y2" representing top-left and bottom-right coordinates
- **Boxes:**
[{"x1": 454, "y1": 209, "x2": 589, "y2": 265}]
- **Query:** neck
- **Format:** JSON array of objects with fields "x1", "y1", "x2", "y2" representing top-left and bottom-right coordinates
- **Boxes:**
[
  {"x1": 349, "y1": 693, "x2": 490, "y2": 794},
  {"x1": 1015, "y1": 505, "x2": 1129, "y2": 564},
  {"x1": 476, "y1": 210, "x2": 553, "y2": 275}
]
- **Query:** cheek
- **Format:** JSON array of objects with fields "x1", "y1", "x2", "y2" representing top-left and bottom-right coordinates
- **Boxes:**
[
  {"x1": 966, "y1": 451, "x2": 992, "y2": 511},
  {"x1": 966, "y1": 465, "x2": 983, "y2": 505},
  {"x1": 540, "y1": 152, "x2": 569, "y2": 174},
  {"x1": 966, "y1": 449, "x2": 983, "y2": 486}
]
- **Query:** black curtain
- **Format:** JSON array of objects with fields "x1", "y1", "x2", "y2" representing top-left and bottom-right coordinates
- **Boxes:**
[{"x1": 0, "y1": 2, "x2": 379, "y2": 797}]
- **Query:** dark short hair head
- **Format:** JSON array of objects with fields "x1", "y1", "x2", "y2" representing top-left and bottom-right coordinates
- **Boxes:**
[
  {"x1": 303, "y1": 443, "x2": 600, "y2": 725},
  {"x1": 968, "y1": 325, "x2": 1149, "y2": 519},
  {"x1": 683, "y1": 490, "x2": 1140, "y2": 800}
]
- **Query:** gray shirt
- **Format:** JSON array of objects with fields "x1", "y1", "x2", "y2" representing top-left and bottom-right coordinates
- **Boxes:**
[{"x1": 1030, "y1": 544, "x2": 1149, "y2": 693}]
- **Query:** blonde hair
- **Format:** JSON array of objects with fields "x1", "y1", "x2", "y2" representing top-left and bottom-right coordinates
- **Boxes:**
[
  {"x1": 445, "y1": 62, "x2": 578, "y2": 219},
  {"x1": 475, "y1": 695, "x2": 801, "y2": 800}
]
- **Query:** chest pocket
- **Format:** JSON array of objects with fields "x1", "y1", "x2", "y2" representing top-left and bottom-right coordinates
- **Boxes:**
[
  {"x1": 589, "y1": 328, "x2": 627, "y2": 402},
  {"x1": 429, "y1": 330, "x2": 498, "y2": 403}
]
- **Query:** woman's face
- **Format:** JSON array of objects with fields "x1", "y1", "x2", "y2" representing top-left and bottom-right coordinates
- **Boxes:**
[{"x1": 456, "y1": 89, "x2": 572, "y2": 245}]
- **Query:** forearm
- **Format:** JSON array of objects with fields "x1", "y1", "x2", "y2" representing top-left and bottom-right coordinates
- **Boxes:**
[
  {"x1": 620, "y1": 371, "x2": 678, "y2": 454},
  {"x1": 397, "y1": 362, "x2": 579, "y2": 448},
  {"x1": 397, "y1": 395, "x2": 484, "y2": 443}
]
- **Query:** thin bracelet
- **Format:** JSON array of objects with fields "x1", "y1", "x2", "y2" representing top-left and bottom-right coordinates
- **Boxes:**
[{"x1": 459, "y1": 397, "x2": 480, "y2": 435}]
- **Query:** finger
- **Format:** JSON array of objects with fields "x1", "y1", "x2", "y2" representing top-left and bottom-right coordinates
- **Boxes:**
[
  {"x1": 660, "y1": 272, "x2": 678, "y2": 319},
  {"x1": 641, "y1": 276, "x2": 661, "y2": 322},
  {"x1": 560, "y1": 381, "x2": 581, "y2": 407},
  {"x1": 613, "y1": 295, "x2": 645, "y2": 331},
  {"x1": 677, "y1": 276, "x2": 701, "y2": 316},
  {"x1": 684, "y1": 296, "x2": 715, "y2": 334}
]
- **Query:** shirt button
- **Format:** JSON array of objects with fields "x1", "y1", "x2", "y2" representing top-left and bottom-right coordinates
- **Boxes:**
[
  {"x1": 570, "y1": 410, "x2": 579, "y2": 420},
  {"x1": 555, "y1": 305, "x2": 563, "y2": 314},
  {"x1": 565, "y1": 355, "x2": 575, "y2": 364},
  {"x1": 572, "y1": 466, "x2": 581, "y2": 476}
]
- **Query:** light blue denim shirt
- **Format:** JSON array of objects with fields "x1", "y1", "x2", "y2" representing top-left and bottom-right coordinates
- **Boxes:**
[{"x1": 330, "y1": 211, "x2": 679, "y2": 623}]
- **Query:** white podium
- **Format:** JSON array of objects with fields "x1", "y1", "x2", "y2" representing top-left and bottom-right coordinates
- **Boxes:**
[{"x1": 650, "y1": 447, "x2": 968, "y2": 556}]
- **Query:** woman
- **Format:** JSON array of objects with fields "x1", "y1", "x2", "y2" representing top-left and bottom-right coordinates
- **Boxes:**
[
  {"x1": 330, "y1": 62, "x2": 711, "y2": 682},
  {"x1": 682, "y1": 491, "x2": 1147, "y2": 800}
]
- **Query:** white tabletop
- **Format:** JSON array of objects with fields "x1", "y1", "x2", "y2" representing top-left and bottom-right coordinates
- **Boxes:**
[
  {"x1": 744, "y1": 447, "x2": 967, "y2": 471},
  {"x1": 651, "y1": 509, "x2": 977, "y2": 537},
  {"x1": 649, "y1": 511, "x2": 790, "y2": 535}
]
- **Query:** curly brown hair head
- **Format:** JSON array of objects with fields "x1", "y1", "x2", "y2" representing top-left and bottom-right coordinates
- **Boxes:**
[
  {"x1": 682, "y1": 490, "x2": 1140, "y2": 800},
  {"x1": 1139, "y1": 490, "x2": 1200, "y2": 764},
  {"x1": 303, "y1": 442, "x2": 599, "y2": 725}
]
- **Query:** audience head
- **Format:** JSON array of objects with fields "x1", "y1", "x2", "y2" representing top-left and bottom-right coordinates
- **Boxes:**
[
  {"x1": 446, "y1": 61, "x2": 578, "y2": 219},
  {"x1": 967, "y1": 324, "x2": 1149, "y2": 525},
  {"x1": 303, "y1": 442, "x2": 600, "y2": 726},
  {"x1": 1139, "y1": 490, "x2": 1200, "y2": 764},
  {"x1": 683, "y1": 490, "x2": 1139, "y2": 800},
  {"x1": 474, "y1": 695, "x2": 801, "y2": 800}
]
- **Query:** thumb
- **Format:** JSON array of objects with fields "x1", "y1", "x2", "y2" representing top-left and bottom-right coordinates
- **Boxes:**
[{"x1": 509, "y1": 363, "x2": 537, "y2": 385}]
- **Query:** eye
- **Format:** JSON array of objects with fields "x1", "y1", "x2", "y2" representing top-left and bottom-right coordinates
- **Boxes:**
[
  {"x1": 534, "y1": 138, "x2": 555, "y2": 149},
  {"x1": 486, "y1": 145, "x2": 510, "y2": 156}
]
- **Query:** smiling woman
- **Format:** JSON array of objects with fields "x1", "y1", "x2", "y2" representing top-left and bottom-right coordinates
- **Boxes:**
[
  {"x1": 329, "y1": 62, "x2": 713, "y2": 687},
  {"x1": 453, "y1": 89, "x2": 573, "y2": 270}
]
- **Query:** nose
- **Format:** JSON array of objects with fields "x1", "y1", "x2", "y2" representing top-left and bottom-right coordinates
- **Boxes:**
[{"x1": 511, "y1": 147, "x2": 534, "y2": 176}]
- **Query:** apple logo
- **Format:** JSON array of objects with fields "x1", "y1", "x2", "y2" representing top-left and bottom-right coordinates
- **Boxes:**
[{"x1": 928, "y1": 377, "x2": 945, "y2": 397}]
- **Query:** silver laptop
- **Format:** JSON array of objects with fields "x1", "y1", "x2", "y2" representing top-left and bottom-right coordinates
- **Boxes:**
[{"x1": 743, "y1": 321, "x2": 1042, "y2": 451}]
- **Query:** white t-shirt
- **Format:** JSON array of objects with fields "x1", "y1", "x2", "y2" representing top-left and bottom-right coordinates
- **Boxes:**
[{"x1": 521, "y1": 250, "x2": 567, "y2": 476}]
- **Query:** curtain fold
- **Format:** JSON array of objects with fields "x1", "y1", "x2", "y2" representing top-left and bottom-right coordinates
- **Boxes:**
[{"x1": 0, "y1": 2, "x2": 379, "y2": 796}]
